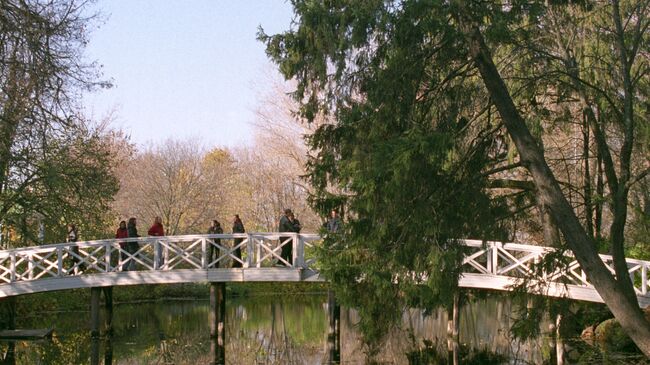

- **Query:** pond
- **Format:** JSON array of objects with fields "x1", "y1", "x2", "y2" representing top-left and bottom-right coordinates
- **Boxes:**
[{"x1": 1, "y1": 294, "x2": 544, "y2": 364}]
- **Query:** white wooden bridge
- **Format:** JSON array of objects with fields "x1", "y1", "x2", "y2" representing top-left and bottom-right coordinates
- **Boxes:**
[{"x1": 0, "y1": 234, "x2": 649, "y2": 307}]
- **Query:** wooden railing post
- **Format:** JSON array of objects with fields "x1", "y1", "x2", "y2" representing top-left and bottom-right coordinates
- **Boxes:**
[
  {"x1": 202, "y1": 238, "x2": 207, "y2": 269},
  {"x1": 486, "y1": 245, "x2": 492, "y2": 275},
  {"x1": 10, "y1": 252, "x2": 16, "y2": 282},
  {"x1": 153, "y1": 239, "x2": 159, "y2": 270},
  {"x1": 57, "y1": 247, "x2": 63, "y2": 277},
  {"x1": 491, "y1": 243, "x2": 499, "y2": 274},
  {"x1": 104, "y1": 242, "x2": 111, "y2": 273},
  {"x1": 296, "y1": 234, "x2": 305, "y2": 268},
  {"x1": 291, "y1": 233, "x2": 297, "y2": 268},
  {"x1": 642, "y1": 264, "x2": 648, "y2": 295},
  {"x1": 28, "y1": 254, "x2": 34, "y2": 280},
  {"x1": 246, "y1": 234, "x2": 254, "y2": 268},
  {"x1": 255, "y1": 235, "x2": 262, "y2": 268},
  {"x1": 163, "y1": 239, "x2": 169, "y2": 269}
]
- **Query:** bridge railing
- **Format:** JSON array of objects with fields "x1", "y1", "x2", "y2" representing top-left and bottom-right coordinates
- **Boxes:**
[
  {"x1": 461, "y1": 239, "x2": 649, "y2": 296},
  {"x1": 1, "y1": 236, "x2": 649, "y2": 301},
  {"x1": 0, "y1": 233, "x2": 322, "y2": 284}
]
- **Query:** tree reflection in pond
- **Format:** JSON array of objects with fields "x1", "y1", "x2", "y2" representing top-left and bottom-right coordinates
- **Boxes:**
[{"x1": 1, "y1": 295, "x2": 545, "y2": 364}]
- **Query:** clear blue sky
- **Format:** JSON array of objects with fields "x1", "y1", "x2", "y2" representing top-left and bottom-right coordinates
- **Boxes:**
[{"x1": 83, "y1": 0, "x2": 294, "y2": 148}]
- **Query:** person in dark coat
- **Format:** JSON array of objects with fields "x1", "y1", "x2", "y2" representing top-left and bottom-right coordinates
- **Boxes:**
[
  {"x1": 325, "y1": 210, "x2": 342, "y2": 233},
  {"x1": 126, "y1": 217, "x2": 140, "y2": 271},
  {"x1": 231, "y1": 215, "x2": 245, "y2": 268},
  {"x1": 148, "y1": 216, "x2": 165, "y2": 268},
  {"x1": 278, "y1": 209, "x2": 295, "y2": 266},
  {"x1": 115, "y1": 220, "x2": 129, "y2": 271},
  {"x1": 207, "y1": 220, "x2": 223, "y2": 268},
  {"x1": 67, "y1": 223, "x2": 85, "y2": 274},
  {"x1": 289, "y1": 212, "x2": 301, "y2": 233}
]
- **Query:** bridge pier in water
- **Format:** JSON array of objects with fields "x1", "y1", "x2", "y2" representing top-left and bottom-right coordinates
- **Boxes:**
[
  {"x1": 90, "y1": 287, "x2": 114, "y2": 338},
  {"x1": 103, "y1": 287, "x2": 113, "y2": 335},
  {"x1": 446, "y1": 292, "x2": 460, "y2": 365},
  {"x1": 210, "y1": 282, "x2": 226, "y2": 365},
  {"x1": 0, "y1": 296, "x2": 16, "y2": 330},
  {"x1": 0, "y1": 296, "x2": 16, "y2": 364},
  {"x1": 89, "y1": 286, "x2": 114, "y2": 365},
  {"x1": 327, "y1": 289, "x2": 341, "y2": 364}
]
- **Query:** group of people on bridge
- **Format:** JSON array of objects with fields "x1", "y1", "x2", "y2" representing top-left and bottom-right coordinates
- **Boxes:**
[{"x1": 64, "y1": 209, "x2": 342, "y2": 273}]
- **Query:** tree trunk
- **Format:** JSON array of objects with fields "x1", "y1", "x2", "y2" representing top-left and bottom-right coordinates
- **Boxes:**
[
  {"x1": 595, "y1": 151, "x2": 604, "y2": 240},
  {"x1": 608, "y1": 0, "x2": 640, "y2": 309},
  {"x1": 462, "y1": 24, "x2": 650, "y2": 356},
  {"x1": 0, "y1": 56, "x2": 28, "y2": 200},
  {"x1": 582, "y1": 113, "x2": 594, "y2": 239},
  {"x1": 536, "y1": 196, "x2": 561, "y2": 247}
]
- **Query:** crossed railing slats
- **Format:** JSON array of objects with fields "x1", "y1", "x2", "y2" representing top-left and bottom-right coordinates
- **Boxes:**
[
  {"x1": 0, "y1": 236, "x2": 648, "y2": 303},
  {"x1": 460, "y1": 239, "x2": 650, "y2": 297},
  {"x1": 0, "y1": 233, "x2": 321, "y2": 284}
]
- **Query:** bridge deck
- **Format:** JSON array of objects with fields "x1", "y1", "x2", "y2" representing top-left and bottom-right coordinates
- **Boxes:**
[
  {"x1": 0, "y1": 234, "x2": 648, "y2": 307},
  {"x1": 0, "y1": 268, "x2": 323, "y2": 297}
]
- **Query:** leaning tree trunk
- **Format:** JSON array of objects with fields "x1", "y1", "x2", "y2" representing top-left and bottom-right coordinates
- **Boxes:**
[{"x1": 462, "y1": 24, "x2": 650, "y2": 356}]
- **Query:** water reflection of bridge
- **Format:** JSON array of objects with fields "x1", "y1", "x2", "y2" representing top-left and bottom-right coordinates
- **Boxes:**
[{"x1": 1, "y1": 233, "x2": 649, "y2": 364}]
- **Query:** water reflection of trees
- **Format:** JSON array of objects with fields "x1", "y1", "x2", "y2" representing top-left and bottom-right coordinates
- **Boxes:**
[
  {"x1": 340, "y1": 298, "x2": 544, "y2": 364},
  {"x1": 3, "y1": 296, "x2": 548, "y2": 364},
  {"x1": 227, "y1": 300, "x2": 326, "y2": 364}
]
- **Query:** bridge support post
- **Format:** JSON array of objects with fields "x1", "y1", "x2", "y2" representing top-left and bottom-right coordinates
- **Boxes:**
[
  {"x1": 209, "y1": 282, "x2": 226, "y2": 365},
  {"x1": 90, "y1": 337, "x2": 100, "y2": 365},
  {"x1": 555, "y1": 314, "x2": 564, "y2": 365},
  {"x1": 0, "y1": 296, "x2": 16, "y2": 330},
  {"x1": 446, "y1": 291, "x2": 459, "y2": 339},
  {"x1": 446, "y1": 291, "x2": 460, "y2": 365},
  {"x1": 90, "y1": 287, "x2": 101, "y2": 338},
  {"x1": 0, "y1": 296, "x2": 16, "y2": 364},
  {"x1": 103, "y1": 287, "x2": 113, "y2": 335},
  {"x1": 90, "y1": 287, "x2": 114, "y2": 339},
  {"x1": 327, "y1": 289, "x2": 340, "y2": 363}
]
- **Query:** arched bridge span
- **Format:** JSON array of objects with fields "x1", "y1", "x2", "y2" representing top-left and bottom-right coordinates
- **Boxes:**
[{"x1": 0, "y1": 234, "x2": 648, "y2": 307}]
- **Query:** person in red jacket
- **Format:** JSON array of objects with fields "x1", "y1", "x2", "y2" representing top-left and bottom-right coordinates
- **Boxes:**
[
  {"x1": 115, "y1": 220, "x2": 129, "y2": 271},
  {"x1": 148, "y1": 216, "x2": 165, "y2": 268}
]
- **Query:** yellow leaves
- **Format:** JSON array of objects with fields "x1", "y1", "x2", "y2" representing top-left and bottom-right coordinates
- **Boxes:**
[{"x1": 202, "y1": 148, "x2": 233, "y2": 169}]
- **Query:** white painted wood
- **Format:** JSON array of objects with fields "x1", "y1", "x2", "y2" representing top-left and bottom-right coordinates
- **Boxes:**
[
  {"x1": 104, "y1": 243, "x2": 111, "y2": 272},
  {"x1": 207, "y1": 269, "x2": 244, "y2": 282},
  {"x1": 246, "y1": 234, "x2": 254, "y2": 268},
  {"x1": 641, "y1": 263, "x2": 648, "y2": 295},
  {"x1": 243, "y1": 268, "x2": 301, "y2": 282},
  {"x1": 201, "y1": 238, "x2": 207, "y2": 269},
  {"x1": 0, "y1": 234, "x2": 649, "y2": 308},
  {"x1": 153, "y1": 240, "x2": 160, "y2": 270}
]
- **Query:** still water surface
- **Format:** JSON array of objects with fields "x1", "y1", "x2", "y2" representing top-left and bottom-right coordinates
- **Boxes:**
[{"x1": 2, "y1": 294, "x2": 544, "y2": 364}]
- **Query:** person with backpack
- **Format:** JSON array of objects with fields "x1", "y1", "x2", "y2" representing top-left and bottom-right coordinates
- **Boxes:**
[
  {"x1": 231, "y1": 215, "x2": 245, "y2": 268},
  {"x1": 289, "y1": 212, "x2": 301, "y2": 233},
  {"x1": 278, "y1": 209, "x2": 295, "y2": 266},
  {"x1": 115, "y1": 220, "x2": 129, "y2": 271},
  {"x1": 125, "y1": 217, "x2": 140, "y2": 271},
  {"x1": 207, "y1": 220, "x2": 223, "y2": 268},
  {"x1": 148, "y1": 216, "x2": 165, "y2": 268},
  {"x1": 67, "y1": 223, "x2": 85, "y2": 274}
]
